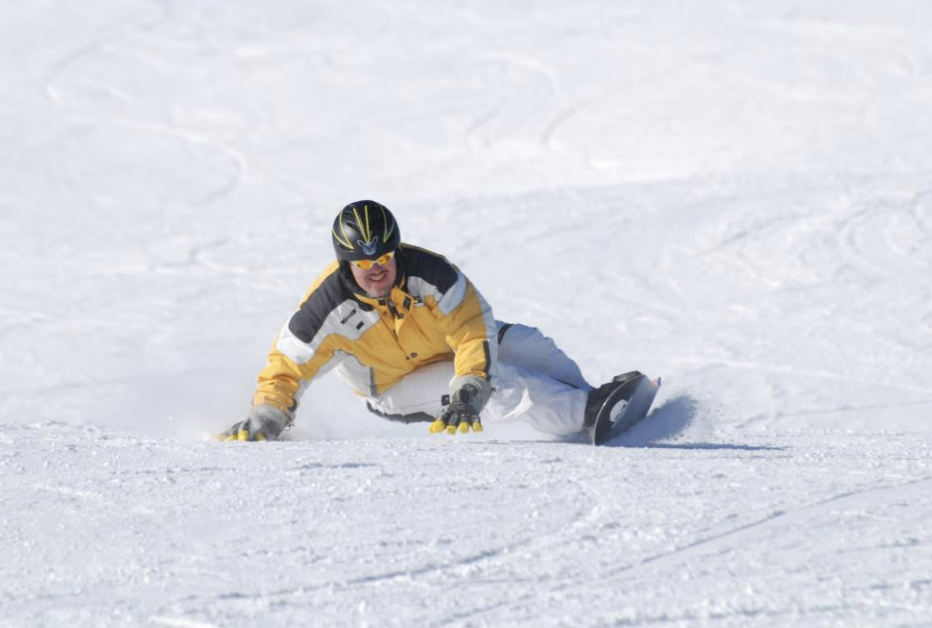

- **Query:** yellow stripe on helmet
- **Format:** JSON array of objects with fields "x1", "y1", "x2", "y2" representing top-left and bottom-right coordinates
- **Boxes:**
[
  {"x1": 382, "y1": 204, "x2": 394, "y2": 242},
  {"x1": 333, "y1": 225, "x2": 353, "y2": 251},
  {"x1": 352, "y1": 206, "x2": 373, "y2": 246}
]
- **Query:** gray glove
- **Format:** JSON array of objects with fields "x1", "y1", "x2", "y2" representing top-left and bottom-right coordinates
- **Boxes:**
[
  {"x1": 430, "y1": 376, "x2": 492, "y2": 435},
  {"x1": 219, "y1": 404, "x2": 293, "y2": 441}
]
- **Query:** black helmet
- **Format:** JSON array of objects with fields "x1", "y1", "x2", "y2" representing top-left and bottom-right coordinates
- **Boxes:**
[{"x1": 332, "y1": 200, "x2": 401, "y2": 261}]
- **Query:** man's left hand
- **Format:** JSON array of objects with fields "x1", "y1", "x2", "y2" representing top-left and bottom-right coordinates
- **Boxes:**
[
  {"x1": 430, "y1": 400, "x2": 483, "y2": 435},
  {"x1": 429, "y1": 381, "x2": 487, "y2": 435}
]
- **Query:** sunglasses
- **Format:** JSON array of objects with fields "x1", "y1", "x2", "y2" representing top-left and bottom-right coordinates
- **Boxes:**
[{"x1": 350, "y1": 250, "x2": 395, "y2": 270}]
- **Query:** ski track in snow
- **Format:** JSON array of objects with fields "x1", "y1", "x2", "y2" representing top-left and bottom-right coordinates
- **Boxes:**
[{"x1": 3, "y1": 0, "x2": 932, "y2": 626}]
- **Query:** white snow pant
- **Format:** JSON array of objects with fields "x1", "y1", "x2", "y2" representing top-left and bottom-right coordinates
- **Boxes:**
[{"x1": 359, "y1": 322, "x2": 592, "y2": 437}]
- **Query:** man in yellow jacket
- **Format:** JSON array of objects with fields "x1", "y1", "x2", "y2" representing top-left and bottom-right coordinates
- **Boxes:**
[{"x1": 221, "y1": 200, "x2": 644, "y2": 443}]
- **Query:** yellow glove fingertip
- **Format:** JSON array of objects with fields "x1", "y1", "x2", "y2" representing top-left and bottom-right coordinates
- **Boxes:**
[
  {"x1": 446, "y1": 424, "x2": 458, "y2": 435},
  {"x1": 237, "y1": 429, "x2": 250, "y2": 441},
  {"x1": 223, "y1": 434, "x2": 236, "y2": 442},
  {"x1": 458, "y1": 422, "x2": 470, "y2": 434},
  {"x1": 429, "y1": 420, "x2": 447, "y2": 434},
  {"x1": 255, "y1": 433, "x2": 267, "y2": 442},
  {"x1": 471, "y1": 421, "x2": 483, "y2": 433}
]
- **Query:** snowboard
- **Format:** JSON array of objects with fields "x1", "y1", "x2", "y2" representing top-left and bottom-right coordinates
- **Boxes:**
[{"x1": 591, "y1": 372, "x2": 662, "y2": 445}]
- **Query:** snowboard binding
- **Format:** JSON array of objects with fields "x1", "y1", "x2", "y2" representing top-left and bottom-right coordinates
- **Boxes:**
[{"x1": 585, "y1": 371, "x2": 661, "y2": 445}]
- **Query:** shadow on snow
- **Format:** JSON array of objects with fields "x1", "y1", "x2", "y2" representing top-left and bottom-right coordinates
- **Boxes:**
[{"x1": 603, "y1": 394, "x2": 787, "y2": 452}]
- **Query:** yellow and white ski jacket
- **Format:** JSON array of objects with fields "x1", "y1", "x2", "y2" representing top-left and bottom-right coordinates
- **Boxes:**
[{"x1": 252, "y1": 245, "x2": 497, "y2": 414}]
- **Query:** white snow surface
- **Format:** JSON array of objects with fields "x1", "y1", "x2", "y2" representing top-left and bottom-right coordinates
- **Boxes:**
[{"x1": 3, "y1": 1, "x2": 932, "y2": 626}]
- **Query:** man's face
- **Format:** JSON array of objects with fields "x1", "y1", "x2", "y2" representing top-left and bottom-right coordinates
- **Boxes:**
[{"x1": 349, "y1": 255, "x2": 397, "y2": 298}]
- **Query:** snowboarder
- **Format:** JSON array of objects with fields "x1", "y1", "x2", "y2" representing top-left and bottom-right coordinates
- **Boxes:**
[{"x1": 220, "y1": 200, "x2": 656, "y2": 444}]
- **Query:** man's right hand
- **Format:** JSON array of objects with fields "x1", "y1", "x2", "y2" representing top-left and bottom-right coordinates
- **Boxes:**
[{"x1": 218, "y1": 404, "x2": 292, "y2": 441}]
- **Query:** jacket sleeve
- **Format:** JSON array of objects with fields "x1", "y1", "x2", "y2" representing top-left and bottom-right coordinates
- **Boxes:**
[
  {"x1": 251, "y1": 337, "x2": 336, "y2": 414},
  {"x1": 251, "y1": 263, "x2": 342, "y2": 413},
  {"x1": 435, "y1": 270, "x2": 497, "y2": 382}
]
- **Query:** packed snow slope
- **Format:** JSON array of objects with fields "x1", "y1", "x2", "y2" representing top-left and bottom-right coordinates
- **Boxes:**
[{"x1": 2, "y1": 1, "x2": 932, "y2": 626}]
